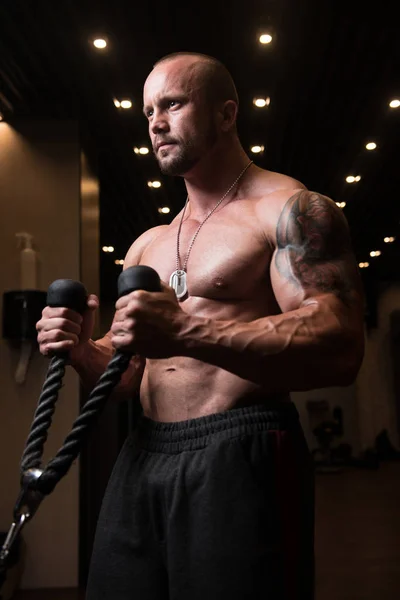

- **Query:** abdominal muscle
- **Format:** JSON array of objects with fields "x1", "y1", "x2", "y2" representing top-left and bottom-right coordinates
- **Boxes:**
[
  {"x1": 139, "y1": 357, "x2": 281, "y2": 422},
  {"x1": 138, "y1": 296, "x2": 291, "y2": 422}
]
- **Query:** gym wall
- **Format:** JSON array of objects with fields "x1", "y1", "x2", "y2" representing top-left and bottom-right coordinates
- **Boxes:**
[{"x1": 0, "y1": 118, "x2": 99, "y2": 589}]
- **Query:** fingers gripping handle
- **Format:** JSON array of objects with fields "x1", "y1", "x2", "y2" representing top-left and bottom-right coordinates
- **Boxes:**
[
  {"x1": 47, "y1": 279, "x2": 88, "y2": 314},
  {"x1": 86, "y1": 265, "x2": 161, "y2": 393},
  {"x1": 114, "y1": 265, "x2": 161, "y2": 362},
  {"x1": 116, "y1": 265, "x2": 162, "y2": 359}
]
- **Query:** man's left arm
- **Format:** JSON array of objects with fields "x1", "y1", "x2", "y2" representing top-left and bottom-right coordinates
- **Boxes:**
[{"x1": 180, "y1": 190, "x2": 365, "y2": 391}]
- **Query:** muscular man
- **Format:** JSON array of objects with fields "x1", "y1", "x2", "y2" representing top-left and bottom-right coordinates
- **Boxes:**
[{"x1": 37, "y1": 52, "x2": 365, "y2": 599}]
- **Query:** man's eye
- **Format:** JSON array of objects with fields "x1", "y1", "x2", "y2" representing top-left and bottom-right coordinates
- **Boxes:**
[
  {"x1": 168, "y1": 101, "x2": 179, "y2": 108},
  {"x1": 147, "y1": 110, "x2": 154, "y2": 118}
]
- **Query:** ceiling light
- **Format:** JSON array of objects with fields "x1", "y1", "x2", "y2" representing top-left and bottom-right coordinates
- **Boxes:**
[
  {"x1": 359, "y1": 262, "x2": 369, "y2": 268},
  {"x1": 346, "y1": 175, "x2": 361, "y2": 183},
  {"x1": 253, "y1": 97, "x2": 270, "y2": 108},
  {"x1": 102, "y1": 246, "x2": 115, "y2": 252},
  {"x1": 134, "y1": 146, "x2": 149, "y2": 154},
  {"x1": 370, "y1": 250, "x2": 381, "y2": 257},
  {"x1": 365, "y1": 142, "x2": 377, "y2": 150},
  {"x1": 158, "y1": 207, "x2": 171, "y2": 214},
  {"x1": 259, "y1": 34, "x2": 272, "y2": 44},
  {"x1": 389, "y1": 99, "x2": 400, "y2": 108},
  {"x1": 251, "y1": 145, "x2": 264, "y2": 154},
  {"x1": 93, "y1": 39, "x2": 107, "y2": 49},
  {"x1": 115, "y1": 259, "x2": 124, "y2": 265},
  {"x1": 148, "y1": 180, "x2": 161, "y2": 188},
  {"x1": 114, "y1": 99, "x2": 132, "y2": 109},
  {"x1": 384, "y1": 236, "x2": 395, "y2": 243},
  {"x1": 336, "y1": 202, "x2": 346, "y2": 208}
]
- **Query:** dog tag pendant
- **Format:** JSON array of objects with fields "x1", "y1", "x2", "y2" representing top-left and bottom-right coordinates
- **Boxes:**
[{"x1": 169, "y1": 269, "x2": 187, "y2": 299}]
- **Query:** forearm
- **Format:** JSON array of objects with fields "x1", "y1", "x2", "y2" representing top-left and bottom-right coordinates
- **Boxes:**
[
  {"x1": 69, "y1": 339, "x2": 145, "y2": 402},
  {"x1": 181, "y1": 298, "x2": 363, "y2": 392}
]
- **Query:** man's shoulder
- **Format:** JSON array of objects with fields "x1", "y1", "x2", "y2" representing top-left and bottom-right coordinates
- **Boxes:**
[
  {"x1": 253, "y1": 173, "x2": 344, "y2": 246},
  {"x1": 256, "y1": 169, "x2": 307, "y2": 203},
  {"x1": 257, "y1": 173, "x2": 339, "y2": 217},
  {"x1": 124, "y1": 224, "x2": 169, "y2": 267},
  {"x1": 252, "y1": 169, "x2": 307, "y2": 228},
  {"x1": 264, "y1": 169, "x2": 305, "y2": 190}
]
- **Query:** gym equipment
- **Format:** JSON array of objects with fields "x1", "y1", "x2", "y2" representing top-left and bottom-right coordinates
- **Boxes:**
[{"x1": 0, "y1": 265, "x2": 161, "y2": 596}]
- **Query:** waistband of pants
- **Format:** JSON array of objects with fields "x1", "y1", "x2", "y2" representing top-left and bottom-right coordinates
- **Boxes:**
[{"x1": 133, "y1": 401, "x2": 300, "y2": 454}]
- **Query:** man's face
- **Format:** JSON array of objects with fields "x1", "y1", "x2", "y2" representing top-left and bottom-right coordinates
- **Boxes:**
[{"x1": 143, "y1": 59, "x2": 218, "y2": 176}]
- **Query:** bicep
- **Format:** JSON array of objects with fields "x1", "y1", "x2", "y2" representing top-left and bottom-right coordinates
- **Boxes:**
[{"x1": 269, "y1": 190, "x2": 364, "y2": 315}]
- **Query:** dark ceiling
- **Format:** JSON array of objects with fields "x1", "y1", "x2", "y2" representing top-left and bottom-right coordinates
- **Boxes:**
[{"x1": 0, "y1": 0, "x2": 399, "y2": 309}]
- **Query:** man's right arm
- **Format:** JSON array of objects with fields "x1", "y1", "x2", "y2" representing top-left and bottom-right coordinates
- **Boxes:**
[{"x1": 37, "y1": 225, "x2": 168, "y2": 401}]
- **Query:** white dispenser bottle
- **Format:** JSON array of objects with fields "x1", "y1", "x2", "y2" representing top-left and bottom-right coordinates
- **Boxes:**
[
  {"x1": 14, "y1": 232, "x2": 38, "y2": 384},
  {"x1": 16, "y1": 232, "x2": 37, "y2": 289}
]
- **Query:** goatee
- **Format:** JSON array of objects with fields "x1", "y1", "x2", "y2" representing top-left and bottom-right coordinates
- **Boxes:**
[
  {"x1": 158, "y1": 154, "x2": 199, "y2": 176},
  {"x1": 157, "y1": 142, "x2": 199, "y2": 176}
]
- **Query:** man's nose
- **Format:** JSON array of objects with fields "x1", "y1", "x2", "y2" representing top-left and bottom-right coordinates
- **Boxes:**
[{"x1": 151, "y1": 110, "x2": 169, "y2": 135}]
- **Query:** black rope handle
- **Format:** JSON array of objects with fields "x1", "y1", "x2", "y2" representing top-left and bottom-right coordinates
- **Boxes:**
[
  {"x1": 0, "y1": 265, "x2": 161, "y2": 600},
  {"x1": 20, "y1": 266, "x2": 161, "y2": 494},
  {"x1": 20, "y1": 278, "x2": 88, "y2": 477},
  {"x1": 1, "y1": 267, "x2": 160, "y2": 595}
]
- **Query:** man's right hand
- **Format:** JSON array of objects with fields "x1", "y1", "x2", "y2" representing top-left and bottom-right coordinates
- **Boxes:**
[{"x1": 36, "y1": 294, "x2": 99, "y2": 362}]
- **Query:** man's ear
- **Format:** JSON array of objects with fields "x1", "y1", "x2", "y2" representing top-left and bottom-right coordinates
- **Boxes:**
[{"x1": 218, "y1": 100, "x2": 238, "y2": 132}]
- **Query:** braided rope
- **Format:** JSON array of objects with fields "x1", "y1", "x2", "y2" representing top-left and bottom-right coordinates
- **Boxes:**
[
  {"x1": 33, "y1": 351, "x2": 131, "y2": 495},
  {"x1": 20, "y1": 355, "x2": 67, "y2": 473}
]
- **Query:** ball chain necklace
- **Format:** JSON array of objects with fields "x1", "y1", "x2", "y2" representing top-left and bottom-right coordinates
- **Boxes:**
[{"x1": 169, "y1": 160, "x2": 253, "y2": 299}]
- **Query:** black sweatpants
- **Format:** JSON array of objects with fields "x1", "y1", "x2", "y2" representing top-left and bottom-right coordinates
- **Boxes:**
[{"x1": 86, "y1": 402, "x2": 315, "y2": 599}]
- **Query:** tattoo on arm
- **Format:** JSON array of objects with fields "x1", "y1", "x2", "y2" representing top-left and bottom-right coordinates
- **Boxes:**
[{"x1": 275, "y1": 190, "x2": 358, "y2": 303}]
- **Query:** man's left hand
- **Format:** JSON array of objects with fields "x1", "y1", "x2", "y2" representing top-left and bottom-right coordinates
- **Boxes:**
[{"x1": 110, "y1": 281, "x2": 188, "y2": 358}]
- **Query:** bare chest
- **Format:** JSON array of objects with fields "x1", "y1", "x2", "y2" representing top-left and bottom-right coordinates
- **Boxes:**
[{"x1": 140, "y1": 216, "x2": 272, "y2": 302}]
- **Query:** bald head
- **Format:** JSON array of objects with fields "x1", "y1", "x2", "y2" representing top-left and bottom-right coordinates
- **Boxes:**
[
  {"x1": 143, "y1": 53, "x2": 240, "y2": 176},
  {"x1": 153, "y1": 52, "x2": 239, "y2": 110}
]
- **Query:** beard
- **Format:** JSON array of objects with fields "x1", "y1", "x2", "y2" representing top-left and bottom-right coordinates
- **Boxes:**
[
  {"x1": 157, "y1": 140, "x2": 199, "y2": 176},
  {"x1": 156, "y1": 118, "x2": 218, "y2": 176}
]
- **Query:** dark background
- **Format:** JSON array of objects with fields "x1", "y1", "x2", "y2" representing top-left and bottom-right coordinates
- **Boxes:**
[
  {"x1": 1, "y1": 0, "x2": 399, "y2": 319},
  {"x1": 1, "y1": 0, "x2": 399, "y2": 587}
]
